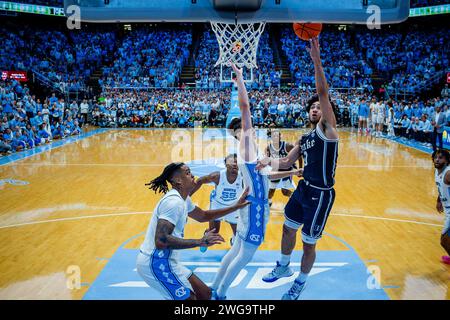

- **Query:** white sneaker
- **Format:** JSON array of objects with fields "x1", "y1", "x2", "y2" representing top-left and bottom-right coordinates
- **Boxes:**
[
  {"x1": 262, "y1": 261, "x2": 294, "y2": 283},
  {"x1": 281, "y1": 279, "x2": 307, "y2": 300}
]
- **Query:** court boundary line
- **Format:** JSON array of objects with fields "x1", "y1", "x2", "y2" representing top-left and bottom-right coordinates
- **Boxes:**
[
  {"x1": 0, "y1": 128, "x2": 111, "y2": 166},
  {"x1": 0, "y1": 210, "x2": 442, "y2": 229}
]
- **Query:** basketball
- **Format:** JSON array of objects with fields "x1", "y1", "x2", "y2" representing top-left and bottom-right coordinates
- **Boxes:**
[{"x1": 293, "y1": 23, "x2": 323, "y2": 40}]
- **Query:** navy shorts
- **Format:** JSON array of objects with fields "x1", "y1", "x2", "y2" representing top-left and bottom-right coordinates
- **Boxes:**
[{"x1": 284, "y1": 180, "x2": 336, "y2": 244}]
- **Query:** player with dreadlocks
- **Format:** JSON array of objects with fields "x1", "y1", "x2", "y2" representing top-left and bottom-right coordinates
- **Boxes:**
[{"x1": 136, "y1": 162, "x2": 250, "y2": 300}]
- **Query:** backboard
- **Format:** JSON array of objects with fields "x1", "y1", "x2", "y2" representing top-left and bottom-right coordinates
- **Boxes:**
[{"x1": 64, "y1": 0, "x2": 410, "y2": 24}]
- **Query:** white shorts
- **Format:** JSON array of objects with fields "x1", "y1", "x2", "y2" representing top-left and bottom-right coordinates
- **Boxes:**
[
  {"x1": 269, "y1": 177, "x2": 296, "y2": 190},
  {"x1": 237, "y1": 203, "x2": 270, "y2": 246},
  {"x1": 371, "y1": 115, "x2": 377, "y2": 124},
  {"x1": 359, "y1": 116, "x2": 368, "y2": 121},
  {"x1": 210, "y1": 199, "x2": 239, "y2": 225},
  {"x1": 136, "y1": 250, "x2": 193, "y2": 300},
  {"x1": 376, "y1": 115, "x2": 384, "y2": 124}
]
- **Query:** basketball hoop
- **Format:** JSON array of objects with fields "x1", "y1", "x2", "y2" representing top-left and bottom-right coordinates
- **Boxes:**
[{"x1": 210, "y1": 21, "x2": 266, "y2": 83}]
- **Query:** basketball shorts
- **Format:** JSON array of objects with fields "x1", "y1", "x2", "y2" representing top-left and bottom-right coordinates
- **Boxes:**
[
  {"x1": 269, "y1": 176, "x2": 296, "y2": 190},
  {"x1": 136, "y1": 249, "x2": 193, "y2": 300},
  {"x1": 284, "y1": 180, "x2": 336, "y2": 244},
  {"x1": 371, "y1": 115, "x2": 377, "y2": 124},
  {"x1": 359, "y1": 116, "x2": 368, "y2": 121},
  {"x1": 237, "y1": 197, "x2": 270, "y2": 246},
  {"x1": 376, "y1": 115, "x2": 384, "y2": 124},
  {"x1": 210, "y1": 199, "x2": 239, "y2": 224}
]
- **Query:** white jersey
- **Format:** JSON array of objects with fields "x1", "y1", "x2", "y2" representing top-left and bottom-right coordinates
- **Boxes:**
[
  {"x1": 436, "y1": 166, "x2": 450, "y2": 235},
  {"x1": 436, "y1": 167, "x2": 450, "y2": 213},
  {"x1": 370, "y1": 103, "x2": 377, "y2": 119},
  {"x1": 210, "y1": 169, "x2": 244, "y2": 225},
  {"x1": 140, "y1": 189, "x2": 196, "y2": 260},
  {"x1": 236, "y1": 147, "x2": 270, "y2": 246},
  {"x1": 210, "y1": 169, "x2": 244, "y2": 207}
]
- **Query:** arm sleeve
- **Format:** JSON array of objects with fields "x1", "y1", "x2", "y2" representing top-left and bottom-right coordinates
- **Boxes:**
[{"x1": 157, "y1": 196, "x2": 184, "y2": 226}]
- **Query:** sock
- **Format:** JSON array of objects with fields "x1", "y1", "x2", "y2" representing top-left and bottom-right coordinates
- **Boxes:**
[
  {"x1": 280, "y1": 254, "x2": 291, "y2": 266},
  {"x1": 296, "y1": 272, "x2": 309, "y2": 283}
]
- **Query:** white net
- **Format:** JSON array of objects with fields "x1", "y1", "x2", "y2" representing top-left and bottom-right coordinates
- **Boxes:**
[{"x1": 210, "y1": 21, "x2": 266, "y2": 70}]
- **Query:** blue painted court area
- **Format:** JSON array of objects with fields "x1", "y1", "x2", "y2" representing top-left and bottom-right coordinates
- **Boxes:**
[{"x1": 83, "y1": 245, "x2": 389, "y2": 300}]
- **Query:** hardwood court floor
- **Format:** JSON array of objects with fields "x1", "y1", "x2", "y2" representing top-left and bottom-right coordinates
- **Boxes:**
[{"x1": 0, "y1": 128, "x2": 448, "y2": 299}]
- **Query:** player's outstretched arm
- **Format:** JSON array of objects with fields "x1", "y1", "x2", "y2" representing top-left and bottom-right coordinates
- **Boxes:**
[
  {"x1": 155, "y1": 219, "x2": 224, "y2": 249},
  {"x1": 231, "y1": 63, "x2": 257, "y2": 163},
  {"x1": 257, "y1": 144, "x2": 301, "y2": 171},
  {"x1": 308, "y1": 37, "x2": 338, "y2": 139},
  {"x1": 268, "y1": 168, "x2": 303, "y2": 180},
  {"x1": 188, "y1": 187, "x2": 250, "y2": 222},
  {"x1": 189, "y1": 172, "x2": 220, "y2": 196}
]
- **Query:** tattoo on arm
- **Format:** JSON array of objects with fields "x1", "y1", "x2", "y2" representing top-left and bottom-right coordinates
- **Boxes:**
[{"x1": 154, "y1": 219, "x2": 200, "y2": 250}]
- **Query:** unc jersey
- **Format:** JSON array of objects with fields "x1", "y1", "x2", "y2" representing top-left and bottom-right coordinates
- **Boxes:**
[
  {"x1": 210, "y1": 169, "x2": 244, "y2": 224},
  {"x1": 435, "y1": 166, "x2": 450, "y2": 235},
  {"x1": 300, "y1": 125, "x2": 338, "y2": 189},
  {"x1": 136, "y1": 189, "x2": 196, "y2": 300},
  {"x1": 237, "y1": 149, "x2": 270, "y2": 246}
]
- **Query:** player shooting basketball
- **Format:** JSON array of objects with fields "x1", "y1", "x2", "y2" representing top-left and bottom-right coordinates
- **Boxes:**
[
  {"x1": 210, "y1": 63, "x2": 302, "y2": 300},
  {"x1": 257, "y1": 37, "x2": 339, "y2": 300}
]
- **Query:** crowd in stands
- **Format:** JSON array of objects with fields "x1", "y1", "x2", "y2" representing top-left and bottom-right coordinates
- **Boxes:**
[
  {"x1": 0, "y1": 24, "x2": 116, "y2": 94},
  {"x1": 91, "y1": 89, "x2": 231, "y2": 128},
  {"x1": 1, "y1": 20, "x2": 448, "y2": 100},
  {"x1": 100, "y1": 27, "x2": 192, "y2": 89},
  {"x1": 281, "y1": 28, "x2": 374, "y2": 91},
  {"x1": 1, "y1": 81, "x2": 449, "y2": 156},
  {"x1": 0, "y1": 79, "x2": 84, "y2": 155},
  {"x1": 194, "y1": 29, "x2": 222, "y2": 89},
  {"x1": 356, "y1": 31, "x2": 403, "y2": 78},
  {"x1": 389, "y1": 28, "x2": 449, "y2": 94}
]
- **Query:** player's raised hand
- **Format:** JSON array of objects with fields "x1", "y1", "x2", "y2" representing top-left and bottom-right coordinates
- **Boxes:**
[
  {"x1": 230, "y1": 62, "x2": 243, "y2": 81},
  {"x1": 256, "y1": 157, "x2": 271, "y2": 171},
  {"x1": 201, "y1": 228, "x2": 225, "y2": 247},
  {"x1": 236, "y1": 187, "x2": 251, "y2": 209},
  {"x1": 306, "y1": 37, "x2": 321, "y2": 64}
]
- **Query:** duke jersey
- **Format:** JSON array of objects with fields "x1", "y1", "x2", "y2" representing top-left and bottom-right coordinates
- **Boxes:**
[
  {"x1": 300, "y1": 124, "x2": 338, "y2": 189},
  {"x1": 268, "y1": 141, "x2": 296, "y2": 176},
  {"x1": 236, "y1": 148, "x2": 270, "y2": 246},
  {"x1": 210, "y1": 169, "x2": 244, "y2": 207}
]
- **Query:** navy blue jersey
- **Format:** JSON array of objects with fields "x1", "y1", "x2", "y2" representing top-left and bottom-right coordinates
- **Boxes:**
[{"x1": 299, "y1": 125, "x2": 338, "y2": 189}]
